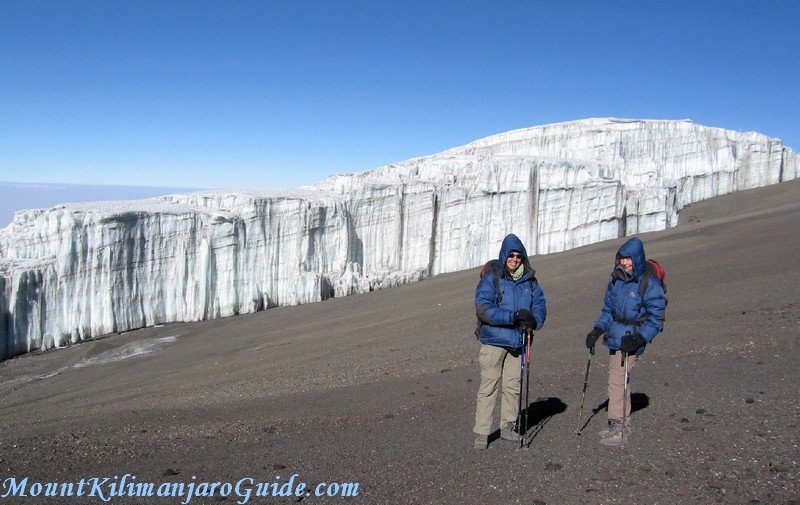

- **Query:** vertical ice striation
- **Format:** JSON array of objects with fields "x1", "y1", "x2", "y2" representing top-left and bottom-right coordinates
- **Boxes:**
[{"x1": 1, "y1": 118, "x2": 798, "y2": 358}]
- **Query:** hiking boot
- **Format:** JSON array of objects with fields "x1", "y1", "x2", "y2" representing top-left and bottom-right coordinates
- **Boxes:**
[
  {"x1": 599, "y1": 423, "x2": 632, "y2": 446},
  {"x1": 598, "y1": 422, "x2": 615, "y2": 438},
  {"x1": 598, "y1": 420, "x2": 632, "y2": 436},
  {"x1": 474, "y1": 434, "x2": 488, "y2": 450},
  {"x1": 500, "y1": 423, "x2": 521, "y2": 443}
]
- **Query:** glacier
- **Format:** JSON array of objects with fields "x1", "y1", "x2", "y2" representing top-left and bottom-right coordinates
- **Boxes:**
[{"x1": 1, "y1": 118, "x2": 798, "y2": 359}]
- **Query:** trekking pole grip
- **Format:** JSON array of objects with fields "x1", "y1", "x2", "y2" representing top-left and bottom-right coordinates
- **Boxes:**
[{"x1": 526, "y1": 328, "x2": 532, "y2": 363}]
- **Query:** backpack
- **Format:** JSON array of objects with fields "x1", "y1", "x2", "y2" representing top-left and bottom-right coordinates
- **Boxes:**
[
  {"x1": 640, "y1": 259, "x2": 668, "y2": 327},
  {"x1": 478, "y1": 259, "x2": 537, "y2": 303},
  {"x1": 611, "y1": 259, "x2": 667, "y2": 329},
  {"x1": 474, "y1": 259, "x2": 537, "y2": 337},
  {"x1": 639, "y1": 259, "x2": 666, "y2": 299}
]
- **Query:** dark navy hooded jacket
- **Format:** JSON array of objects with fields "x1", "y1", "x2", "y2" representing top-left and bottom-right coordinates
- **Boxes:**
[
  {"x1": 475, "y1": 234, "x2": 547, "y2": 350},
  {"x1": 594, "y1": 236, "x2": 666, "y2": 355}
]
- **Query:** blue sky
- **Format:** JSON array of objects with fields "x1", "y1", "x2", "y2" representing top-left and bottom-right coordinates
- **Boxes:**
[{"x1": 1, "y1": 0, "x2": 798, "y2": 190}]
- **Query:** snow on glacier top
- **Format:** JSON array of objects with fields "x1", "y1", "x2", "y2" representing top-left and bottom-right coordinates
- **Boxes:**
[
  {"x1": 2, "y1": 188, "x2": 343, "y2": 229},
  {"x1": 2, "y1": 117, "x2": 792, "y2": 234}
]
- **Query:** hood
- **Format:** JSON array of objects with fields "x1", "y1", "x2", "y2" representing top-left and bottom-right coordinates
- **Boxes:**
[
  {"x1": 498, "y1": 234, "x2": 532, "y2": 275},
  {"x1": 616, "y1": 236, "x2": 647, "y2": 279}
]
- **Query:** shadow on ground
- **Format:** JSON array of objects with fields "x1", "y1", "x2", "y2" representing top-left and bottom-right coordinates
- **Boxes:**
[{"x1": 487, "y1": 396, "x2": 568, "y2": 445}]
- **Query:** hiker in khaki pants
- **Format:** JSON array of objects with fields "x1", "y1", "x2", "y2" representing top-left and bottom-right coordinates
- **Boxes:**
[
  {"x1": 585, "y1": 237, "x2": 665, "y2": 446},
  {"x1": 472, "y1": 234, "x2": 546, "y2": 450},
  {"x1": 474, "y1": 344, "x2": 521, "y2": 438}
]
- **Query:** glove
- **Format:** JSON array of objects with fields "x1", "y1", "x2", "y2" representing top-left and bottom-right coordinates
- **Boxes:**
[
  {"x1": 586, "y1": 327, "x2": 604, "y2": 349},
  {"x1": 514, "y1": 309, "x2": 537, "y2": 329},
  {"x1": 620, "y1": 333, "x2": 647, "y2": 353}
]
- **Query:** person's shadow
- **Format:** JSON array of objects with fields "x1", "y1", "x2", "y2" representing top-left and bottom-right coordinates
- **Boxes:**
[
  {"x1": 576, "y1": 393, "x2": 650, "y2": 434},
  {"x1": 489, "y1": 397, "x2": 568, "y2": 446}
]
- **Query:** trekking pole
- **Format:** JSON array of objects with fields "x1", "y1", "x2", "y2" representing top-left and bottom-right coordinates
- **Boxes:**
[
  {"x1": 516, "y1": 326, "x2": 526, "y2": 449},
  {"x1": 522, "y1": 327, "x2": 533, "y2": 448},
  {"x1": 575, "y1": 344, "x2": 595, "y2": 435},
  {"x1": 519, "y1": 328, "x2": 529, "y2": 449},
  {"x1": 620, "y1": 351, "x2": 629, "y2": 449}
]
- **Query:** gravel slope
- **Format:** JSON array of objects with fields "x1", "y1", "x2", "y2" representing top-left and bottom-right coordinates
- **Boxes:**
[{"x1": 1, "y1": 179, "x2": 799, "y2": 504}]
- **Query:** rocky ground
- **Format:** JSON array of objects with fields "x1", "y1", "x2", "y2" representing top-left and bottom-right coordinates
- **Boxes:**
[{"x1": 1, "y1": 180, "x2": 799, "y2": 504}]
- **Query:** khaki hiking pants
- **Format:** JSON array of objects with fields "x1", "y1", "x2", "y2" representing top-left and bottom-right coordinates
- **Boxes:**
[
  {"x1": 473, "y1": 343, "x2": 521, "y2": 435},
  {"x1": 608, "y1": 351, "x2": 638, "y2": 424}
]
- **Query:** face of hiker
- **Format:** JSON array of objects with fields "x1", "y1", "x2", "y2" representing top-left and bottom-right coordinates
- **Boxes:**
[
  {"x1": 506, "y1": 251, "x2": 523, "y2": 271},
  {"x1": 618, "y1": 257, "x2": 633, "y2": 273}
]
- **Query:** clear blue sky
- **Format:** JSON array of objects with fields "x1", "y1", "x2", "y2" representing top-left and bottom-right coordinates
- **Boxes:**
[{"x1": 1, "y1": 0, "x2": 798, "y2": 190}]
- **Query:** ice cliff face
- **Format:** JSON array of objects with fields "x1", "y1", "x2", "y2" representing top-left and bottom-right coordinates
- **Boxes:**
[{"x1": 1, "y1": 118, "x2": 798, "y2": 359}]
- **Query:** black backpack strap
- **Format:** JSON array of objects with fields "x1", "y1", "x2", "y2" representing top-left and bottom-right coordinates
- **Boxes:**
[
  {"x1": 639, "y1": 269, "x2": 651, "y2": 300},
  {"x1": 485, "y1": 261, "x2": 537, "y2": 304},
  {"x1": 486, "y1": 260, "x2": 502, "y2": 303},
  {"x1": 495, "y1": 263, "x2": 539, "y2": 303},
  {"x1": 475, "y1": 259, "x2": 502, "y2": 339}
]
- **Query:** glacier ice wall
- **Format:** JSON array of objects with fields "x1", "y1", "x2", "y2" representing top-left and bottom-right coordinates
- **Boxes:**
[{"x1": 1, "y1": 118, "x2": 798, "y2": 359}]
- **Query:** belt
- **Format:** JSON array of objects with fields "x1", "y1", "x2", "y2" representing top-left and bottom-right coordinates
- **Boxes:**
[{"x1": 613, "y1": 313, "x2": 644, "y2": 326}]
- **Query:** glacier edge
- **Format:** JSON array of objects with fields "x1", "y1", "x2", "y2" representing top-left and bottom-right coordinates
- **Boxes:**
[{"x1": 1, "y1": 118, "x2": 798, "y2": 359}]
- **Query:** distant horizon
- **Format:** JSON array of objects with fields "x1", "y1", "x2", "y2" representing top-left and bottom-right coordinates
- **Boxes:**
[
  {"x1": 3, "y1": 114, "x2": 798, "y2": 227},
  {"x1": 5, "y1": 115, "x2": 798, "y2": 190},
  {"x1": 0, "y1": 181, "x2": 201, "y2": 227}
]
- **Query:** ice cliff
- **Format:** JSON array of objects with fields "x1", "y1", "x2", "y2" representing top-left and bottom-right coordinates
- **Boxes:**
[{"x1": 1, "y1": 118, "x2": 798, "y2": 359}]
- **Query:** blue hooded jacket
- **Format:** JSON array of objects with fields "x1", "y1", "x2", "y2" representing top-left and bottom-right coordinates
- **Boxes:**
[
  {"x1": 594, "y1": 237, "x2": 666, "y2": 355},
  {"x1": 475, "y1": 234, "x2": 547, "y2": 350}
]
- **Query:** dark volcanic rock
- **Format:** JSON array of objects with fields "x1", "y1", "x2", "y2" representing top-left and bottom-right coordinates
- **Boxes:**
[
  {"x1": 1, "y1": 180, "x2": 800, "y2": 505},
  {"x1": 770, "y1": 460, "x2": 791, "y2": 473}
]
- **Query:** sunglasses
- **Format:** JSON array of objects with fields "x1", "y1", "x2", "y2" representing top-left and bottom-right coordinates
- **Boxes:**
[{"x1": 508, "y1": 253, "x2": 523, "y2": 259}]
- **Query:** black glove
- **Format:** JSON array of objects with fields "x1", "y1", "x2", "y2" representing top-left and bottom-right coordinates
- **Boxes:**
[
  {"x1": 514, "y1": 309, "x2": 537, "y2": 329},
  {"x1": 620, "y1": 333, "x2": 647, "y2": 353},
  {"x1": 586, "y1": 327, "x2": 604, "y2": 349}
]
